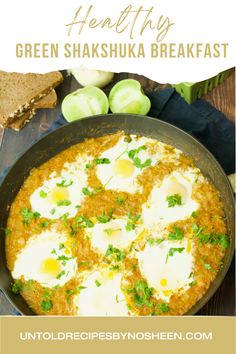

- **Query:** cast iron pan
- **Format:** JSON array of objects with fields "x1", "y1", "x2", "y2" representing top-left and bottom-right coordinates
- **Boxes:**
[{"x1": 0, "y1": 114, "x2": 234, "y2": 315}]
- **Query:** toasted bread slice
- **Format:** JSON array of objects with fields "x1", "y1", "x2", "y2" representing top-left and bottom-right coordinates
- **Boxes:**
[
  {"x1": 0, "y1": 71, "x2": 63, "y2": 126},
  {"x1": 8, "y1": 90, "x2": 58, "y2": 131}
]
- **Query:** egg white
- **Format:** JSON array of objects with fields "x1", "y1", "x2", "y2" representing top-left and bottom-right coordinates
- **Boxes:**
[
  {"x1": 86, "y1": 217, "x2": 139, "y2": 254},
  {"x1": 142, "y1": 169, "x2": 199, "y2": 227},
  {"x1": 30, "y1": 157, "x2": 89, "y2": 219},
  {"x1": 137, "y1": 239, "x2": 194, "y2": 301},
  {"x1": 96, "y1": 136, "x2": 159, "y2": 193},
  {"x1": 12, "y1": 230, "x2": 77, "y2": 288},
  {"x1": 75, "y1": 269, "x2": 129, "y2": 316}
]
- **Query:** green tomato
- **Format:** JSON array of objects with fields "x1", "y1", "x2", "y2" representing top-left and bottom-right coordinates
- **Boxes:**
[
  {"x1": 62, "y1": 86, "x2": 109, "y2": 122},
  {"x1": 109, "y1": 79, "x2": 151, "y2": 115}
]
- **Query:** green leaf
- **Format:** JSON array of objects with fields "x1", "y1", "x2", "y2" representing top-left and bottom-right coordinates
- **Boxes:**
[
  {"x1": 189, "y1": 280, "x2": 196, "y2": 287},
  {"x1": 166, "y1": 194, "x2": 182, "y2": 207},
  {"x1": 97, "y1": 209, "x2": 113, "y2": 223},
  {"x1": 50, "y1": 208, "x2": 56, "y2": 215},
  {"x1": 116, "y1": 196, "x2": 125, "y2": 205},
  {"x1": 131, "y1": 280, "x2": 154, "y2": 307},
  {"x1": 40, "y1": 221, "x2": 50, "y2": 228},
  {"x1": 39, "y1": 190, "x2": 47, "y2": 198},
  {"x1": 85, "y1": 163, "x2": 92, "y2": 169},
  {"x1": 128, "y1": 145, "x2": 152, "y2": 169},
  {"x1": 21, "y1": 208, "x2": 41, "y2": 225},
  {"x1": 94, "y1": 158, "x2": 111, "y2": 165},
  {"x1": 56, "y1": 180, "x2": 73, "y2": 187},
  {"x1": 95, "y1": 280, "x2": 101, "y2": 287},
  {"x1": 192, "y1": 224, "x2": 229, "y2": 249},
  {"x1": 71, "y1": 215, "x2": 94, "y2": 233},
  {"x1": 105, "y1": 244, "x2": 125, "y2": 262},
  {"x1": 157, "y1": 303, "x2": 170, "y2": 313},
  {"x1": 57, "y1": 200, "x2": 71, "y2": 206},
  {"x1": 11, "y1": 280, "x2": 23, "y2": 294},
  {"x1": 147, "y1": 238, "x2": 165, "y2": 246},
  {"x1": 191, "y1": 211, "x2": 199, "y2": 218},
  {"x1": 56, "y1": 270, "x2": 66, "y2": 279},
  {"x1": 82, "y1": 187, "x2": 92, "y2": 196},
  {"x1": 166, "y1": 247, "x2": 185, "y2": 263},
  {"x1": 125, "y1": 212, "x2": 141, "y2": 231},
  {"x1": 168, "y1": 227, "x2": 184, "y2": 240},
  {"x1": 41, "y1": 300, "x2": 53, "y2": 311},
  {"x1": 204, "y1": 263, "x2": 212, "y2": 270}
]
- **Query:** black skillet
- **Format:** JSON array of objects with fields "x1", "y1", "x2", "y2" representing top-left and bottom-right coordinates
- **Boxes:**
[{"x1": 0, "y1": 114, "x2": 234, "y2": 315}]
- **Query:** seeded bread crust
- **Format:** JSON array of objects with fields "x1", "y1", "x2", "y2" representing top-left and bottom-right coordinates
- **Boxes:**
[
  {"x1": 0, "y1": 71, "x2": 63, "y2": 126},
  {"x1": 8, "y1": 90, "x2": 58, "y2": 131}
]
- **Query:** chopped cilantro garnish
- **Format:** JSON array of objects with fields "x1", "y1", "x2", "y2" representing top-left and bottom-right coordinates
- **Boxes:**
[
  {"x1": 57, "y1": 199, "x2": 71, "y2": 206},
  {"x1": 128, "y1": 145, "x2": 152, "y2": 169},
  {"x1": 191, "y1": 211, "x2": 199, "y2": 218},
  {"x1": 71, "y1": 215, "x2": 94, "y2": 234},
  {"x1": 125, "y1": 212, "x2": 141, "y2": 231},
  {"x1": 56, "y1": 270, "x2": 66, "y2": 279},
  {"x1": 157, "y1": 303, "x2": 170, "y2": 313},
  {"x1": 124, "y1": 135, "x2": 132, "y2": 143},
  {"x1": 105, "y1": 244, "x2": 125, "y2": 262},
  {"x1": 41, "y1": 300, "x2": 52, "y2": 311},
  {"x1": 50, "y1": 208, "x2": 56, "y2": 215},
  {"x1": 21, "y1": 208, "x2": 41, "y2": 225},
  {"x1": 96, "y1": 209, "x2": 113, "y2": 223},
  {"x1": 116, "y1": 196, "x2": 125, "y2": 205},
  {"x1": 56, "y1": 180, "x2": 73, "y2": 187},
  {"x1": 204, "y1": 263, "x2": 212, "y2": 271},
  {"x1": 189, "y1": 281, "x2": 196, "y2": 287},
  {"x1": 166, "y1": 194, "x2": 182, "y2": 207},
  {"x1": 95, "y1": 280, "x2": 101, "y2": 287},
  {"x1": 130, "y1": 280, "x2": 154, "y2": 307},
  {"x1": 59, "y1": 243, "x2": 65, "y2": 250},
  {"x1": 94, "y1": 158, "x2": 110, "y2": 165},
  {"x1": 168, "y1": 227, "x2": 184, "y2": 240},
  {"x1": 82, "y1": 187, "x2": 92, "y2": 196},
  {"x1": 57, "y1": 255, "x2": 72, "y2": 266},
  {"x1": 40, "y1": 221, "x2": 50, "y2": 228},
  {"x1": 39, "y1": 190, "x2": 47, "y2": 198},
  {"x1": 85, "y1": 163, "x2": 92, "y2": 169},
  {"x1": 165, "y1": 247, "x2": 185, "y2": 263},
  {"x1": 192, "y1": 224, "x2": 229, "y2": 249},
  {"x1": 147, "y1": 238, "x2": 165, "y2": 246},
  {"x1": 11, "y1": 280, "x2": 23, "y2": 294}
]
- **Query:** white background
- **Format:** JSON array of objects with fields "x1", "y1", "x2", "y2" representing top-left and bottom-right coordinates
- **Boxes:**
[{"x1": 0, "y1": 0, "x2": 235, "y2": 83}]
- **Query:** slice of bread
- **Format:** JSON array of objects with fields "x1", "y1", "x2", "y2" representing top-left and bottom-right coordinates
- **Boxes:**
[
  {"x1": 8, "y1": 90, "x2": 58, "y2": 131},
  {"x1": 0, "y1": 71, "x2": 63, "y2": 126}
]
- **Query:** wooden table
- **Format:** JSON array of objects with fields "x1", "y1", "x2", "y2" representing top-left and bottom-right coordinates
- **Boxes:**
[{"x1": 0, "y1": 70, "x2": 235, "y2": 315}]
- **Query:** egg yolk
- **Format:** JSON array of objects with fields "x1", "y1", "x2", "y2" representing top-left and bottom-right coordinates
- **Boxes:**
[
  {"x1": 41, "y1": 258, "x2": 61, "y2": 277},
  {"x1": 48, "y1": 186, "x2": 69, "y2": 204},
  {"x1": 113, "y1": 159, "x2": 135, "y2": 178},
  {"x1": 160, "y1": 278, "x2": 168, "y2": 287},
  {"x1": 165, "y1": 179, "x2": 188, "y2": 203}
]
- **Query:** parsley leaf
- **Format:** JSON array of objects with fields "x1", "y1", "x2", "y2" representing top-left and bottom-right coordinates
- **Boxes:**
[
  {"x1": 105, "y1": 244, "x2": 126, "y2": 262},
  {"x1": 96, "y1": 209, "x2": 113, "y2": 223},
  {"x1": 128, "y1": 145, "x2": 152, "y2": 169},
  {"x1": 192, "y1": 224, "x2": 229, "y2": 249},
  {"x1": 147, "y1": 238, "x2": 165, "y2": 246},
  {"x1": 57, "y1": 200, "x2": 71, "y2": 206},
  {"x1": 168, "y1": 227, "x2": 184, "y2": 240},
  {"x1": 157, "y1": 303, "x2": 170, "y2": 313},
  {"x1": 56, "y1": 270, "x2": 66, "y2": 279},
  {"x1": 82, "y1": 187, "x2": 92, "y2": 196},
  {"x1": 125, "y1": 212, "x2": 141, "y2": 231},
  {"x1": 39, "y1": 190, "x2": 47, "y2": 198},
  {"x1": 130, "y1": 280, "x2": 154, "y2": 307},
  {"x1": 70, "y1": 216, "x2": 94, "y2": 235},
  {"x1": 41, "y1": 300, "x2": 53, "y2": 311},
  {"x1": 116, "y1": 196, "x2": 125, "y2": 205},
  {"x1": 56, "y1": 180, "x2": 73, "y2": 187},
  {"x1": 95, "y1": 280, "x2": 101, "y2": 287},
  {"x1": 94, "y1": 158, "x2": 110, "y2": 165},
  {"x1": 11, "y1": 280, "x2": 23, "y2": 294},
  {"x1": 21, "y1": 208, "x2": 41, "y2": 225},
  {"x1": 166, "y1": 194, "x2": 182, "y2": 207},
  {"x1": 166, "y1": 247, "x2": 185, "y2": 263}
]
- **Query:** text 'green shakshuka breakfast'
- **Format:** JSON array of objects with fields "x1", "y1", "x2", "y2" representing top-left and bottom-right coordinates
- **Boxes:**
[{"x1": 6, "y1": 132, "x2": 229, "y2": 316}]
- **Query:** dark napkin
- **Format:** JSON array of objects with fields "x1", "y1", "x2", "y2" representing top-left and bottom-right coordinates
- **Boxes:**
[{"x1": 0, "y1": 88, "x2": 235, "y2": 315}]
